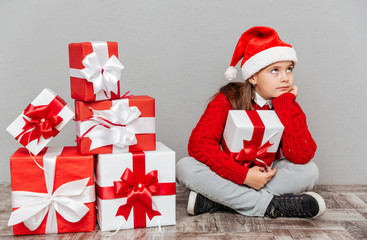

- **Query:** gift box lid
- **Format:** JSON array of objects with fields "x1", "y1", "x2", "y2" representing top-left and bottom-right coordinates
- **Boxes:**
[
  {"x1": 223, "y1": 110, "x2": 284, "y2": 153},
  {"x1": 10, "y1": 146, "x2": 95, "y2": 192},
  {"x1": 96, "y1": 142, "x2": 175, "y2": 187}
]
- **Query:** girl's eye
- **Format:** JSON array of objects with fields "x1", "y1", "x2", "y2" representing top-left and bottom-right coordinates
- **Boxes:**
[
  {"x1": 271, "y1": 69, "x2": 278, "y2": 73},
  {"x1": 287, "y1": 67, "x2": 293, "y2": 72}
]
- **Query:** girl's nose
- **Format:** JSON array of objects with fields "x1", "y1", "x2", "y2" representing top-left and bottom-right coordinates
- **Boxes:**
[{"x1": 280, "y1": 71, "x2": 289, "y2": 82}]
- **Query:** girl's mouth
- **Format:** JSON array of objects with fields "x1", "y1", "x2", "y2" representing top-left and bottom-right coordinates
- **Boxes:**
[{"x1": 278, "y1": 86, "x2": 289, "y2": 91}]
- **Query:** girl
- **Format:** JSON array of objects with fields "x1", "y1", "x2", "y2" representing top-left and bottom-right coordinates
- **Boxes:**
[{"x1": 176, "y1": 26, "x2": 326, "y2": 219}]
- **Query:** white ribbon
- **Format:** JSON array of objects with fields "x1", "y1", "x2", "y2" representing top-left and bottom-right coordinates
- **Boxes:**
[
  {"x1": 81, "y1": 53, "x2": 124, "y2": 97},
  {"x1": 76, "y1": 100, "x2": 142, "y2": 150},
  {"x1": 8, "y1": 147, "x2": 96, "y2": 233},
  {"x1": 84, "y1": 125, "x2": 138, "y2": 150},
  {"x1": 91, "y1": 100, "x2": 141, "y2": 126},
  {"x1": 70, "y1": 42, "x2": 124, "y2": 97}
]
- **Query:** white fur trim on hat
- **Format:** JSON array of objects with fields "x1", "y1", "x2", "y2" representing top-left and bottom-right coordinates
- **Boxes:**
[
  {"x1": 241, "y1": 46, "x2": 298, "y2": 81},
  {"x1": 225, "y1": 66, "x2": 237, "y2": 81}
]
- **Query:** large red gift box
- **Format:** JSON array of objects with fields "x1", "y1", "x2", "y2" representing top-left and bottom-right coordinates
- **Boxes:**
[
  {"x1": 75, "y1": 96, "x2": 156, "y2": 155},
  {"x1": 69, "y1": 41, "x2": 124, "y2": 102},
  {"x1": 8, "y1": 146, "x2": 96, "y2": 235}
]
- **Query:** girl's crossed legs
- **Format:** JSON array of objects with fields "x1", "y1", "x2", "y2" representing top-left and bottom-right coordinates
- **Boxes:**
[{"x1": 176, "y1": 157, "x2": 319, "y2": 217}]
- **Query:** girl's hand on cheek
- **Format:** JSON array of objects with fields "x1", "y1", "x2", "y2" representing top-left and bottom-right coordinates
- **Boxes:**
[
  {"x1": 290, "y1": 85, "x2": 298, "y2": 97},
  {"x1": 243, "y1": 166, "x2": 277, "y2": 190}
]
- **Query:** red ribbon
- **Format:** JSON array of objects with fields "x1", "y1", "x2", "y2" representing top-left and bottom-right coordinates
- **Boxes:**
[
  {"x1": 97, "y1": 152, "x2": 176, "y2": 228},
  {"x1": 15, "y1": 96, "x2": 65, "y2": 146},
  {"x1": 120, "y1": 91, "x2": 133, "y2": 99},
  {"x1": 236, "y1": 140, "x2": 273, "y2": 168},
  {"x1": 74, "y1": 115, "x2": 127, "y2": 143},
  {"x1": 114, "y1": 168, "x2": 161, "y2": 222},
  {"x1": 104, "y1": 90, "x2": 133, "y2": 99}
]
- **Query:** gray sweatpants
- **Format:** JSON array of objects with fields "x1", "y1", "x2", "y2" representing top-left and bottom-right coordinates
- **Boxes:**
[{"x1": 176, "y1": 157, "x2": 319, "y2": 217}]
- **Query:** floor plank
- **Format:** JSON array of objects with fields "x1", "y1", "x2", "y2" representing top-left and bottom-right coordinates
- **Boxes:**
[
  {"x1": 315, "y1": 184, "x2": 367, "y2": 193},
  {"x1": 271, "y1": 229, "x2": 293, "y2": 240},
  {"x1": 320, "y1": 209, "x2": 366, "y2": 221}
]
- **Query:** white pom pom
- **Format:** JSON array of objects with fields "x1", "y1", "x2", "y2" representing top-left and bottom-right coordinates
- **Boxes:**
[{"x1": 225, "y1": 66, "x2": 237, "y2": 81}]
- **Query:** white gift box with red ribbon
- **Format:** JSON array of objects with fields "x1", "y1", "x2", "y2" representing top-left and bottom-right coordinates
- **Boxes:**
[
  {"x1": 7, "y1": 89, "x2": 74, "y2": 156},
  {"x1": 96, "y1": 142, "x2": 176, "y2": 231},
  {"x1": 222, "y1": 110, "x2": 284, "y2": 168}
]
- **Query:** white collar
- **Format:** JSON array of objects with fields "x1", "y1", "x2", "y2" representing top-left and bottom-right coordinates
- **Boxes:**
[{"x1": 254, "y1": 92, "x2": 273, "y2": 109}]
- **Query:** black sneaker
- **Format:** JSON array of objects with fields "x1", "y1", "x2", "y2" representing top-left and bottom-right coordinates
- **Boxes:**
[
  {"x1": 265, "y1": 192, "x2": 326, "y2": 219},
  {"x1": 187, "y1": 191, "x2": 233, "y2": 215}
]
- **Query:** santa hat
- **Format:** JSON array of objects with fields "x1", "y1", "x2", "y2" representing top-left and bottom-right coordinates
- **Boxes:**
[{"x1": 225, "y1": 26, "x2": 298, "y2": 81}]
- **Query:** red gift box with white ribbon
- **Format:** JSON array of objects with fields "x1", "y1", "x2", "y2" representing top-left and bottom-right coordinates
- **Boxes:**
[
  {"x1": 75, "y1": 95, "x2": 156, "y2": 155},
  {"x1": 8, "y1": 146, "x2": 96, "y2": 235},
  {"x1": 222, "y1": 110, "x2": 284, "y2": 168},
  {"x1": 69, "y1": 41, "x2": 124, "y2": 102},
  {"x1": 6, "y1": 89, "x2": 74, "y2": 156},
  {"x1": 95, "y1": 142, "x2": 176, "y2": 231}
]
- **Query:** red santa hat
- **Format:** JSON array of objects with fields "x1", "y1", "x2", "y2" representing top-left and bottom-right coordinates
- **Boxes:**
[{"x1": 225, "y1": 26, "x2": 298, "y2": 81}]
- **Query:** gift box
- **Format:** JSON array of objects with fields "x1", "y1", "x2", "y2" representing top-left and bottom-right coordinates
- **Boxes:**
[
  {"x1": 6, "y1": 89, "x2": 74, "y2": 156},
  {"x1": 96, "y1": 142, "x2": 176, "y2": 231},
  {"x1": 222, "y1": 110, "x2": 284, "y2": 168},
  {"x1": 69, "y1": 41, "x2": 124, "y2": 102},
  {"x1": 75, "y1": 95, "x2": 156, "y2": 155},
  {"x1": 8, "y1": 146, "x2": 96, "y2": 235}
]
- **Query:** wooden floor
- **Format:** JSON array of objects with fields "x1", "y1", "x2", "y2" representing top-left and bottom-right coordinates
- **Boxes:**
[{"x1": 0, "y1": 184, "x2": 367, "y2": 240}]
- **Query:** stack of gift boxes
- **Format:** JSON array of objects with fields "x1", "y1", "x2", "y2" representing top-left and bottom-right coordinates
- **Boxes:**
[{"x1": 6, "y1": 41, "x2": 176, "y2": 235}]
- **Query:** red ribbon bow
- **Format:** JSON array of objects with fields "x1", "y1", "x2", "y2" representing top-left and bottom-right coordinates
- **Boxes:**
[
  {"x1": 113, "y1": 168, "x2": 161, "y2": 221},
  {"x1": 236, "y1": 139, "x2": 273, "y2": 168},
  {"x1": 15, "y1": 103, "x2": 63, "y2": 145}
]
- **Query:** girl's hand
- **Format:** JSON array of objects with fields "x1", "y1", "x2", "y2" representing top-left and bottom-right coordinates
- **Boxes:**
[
  {"x1": 243, "y1": 166, "x2": 277, "y2": 190},
  {"x1": 289, "y1": 85, "x2": 298, "y2": 97}
]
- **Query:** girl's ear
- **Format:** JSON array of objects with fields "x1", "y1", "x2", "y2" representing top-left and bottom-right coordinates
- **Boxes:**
[{"x1": 248, "y1": 75, "x2": 257, "y2": 85}]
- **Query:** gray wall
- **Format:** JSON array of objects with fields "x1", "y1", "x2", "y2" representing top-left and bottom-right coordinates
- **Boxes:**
[{"x1": 1, "y1": 0, "x2": 366, "y2": 184}]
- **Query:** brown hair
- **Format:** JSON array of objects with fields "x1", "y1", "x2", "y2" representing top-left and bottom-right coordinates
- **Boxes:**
[{"x1": 211, "y1": 81, "x2": 255, "y2": 110}]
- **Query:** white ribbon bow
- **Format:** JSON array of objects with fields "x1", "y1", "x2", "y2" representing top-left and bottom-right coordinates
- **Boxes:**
[
  {"x1": 8, "y1": 147, "x2": 95, "y2": 233},
  {"x1": 82, "y1": 101, "x2": 141, "y2": 150},
  {"x1": 81, "y1": 52, "x2": 124, "y2": 97}
]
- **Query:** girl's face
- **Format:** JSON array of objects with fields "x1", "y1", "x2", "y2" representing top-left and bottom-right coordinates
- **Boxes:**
[{"x1": 248, "y1": 61, "x2": 294, "y2": 100}]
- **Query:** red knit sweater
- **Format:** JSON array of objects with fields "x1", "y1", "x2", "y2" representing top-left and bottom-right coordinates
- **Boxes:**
[{"x1": 188, "y1": 92, "x2": 317, "y2": 185}]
